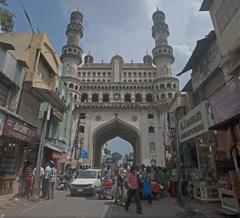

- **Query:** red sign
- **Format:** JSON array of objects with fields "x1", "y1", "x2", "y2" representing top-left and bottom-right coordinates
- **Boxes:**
[{"x1": 2, "y1": 115, "x2": 37, "y2": 143}]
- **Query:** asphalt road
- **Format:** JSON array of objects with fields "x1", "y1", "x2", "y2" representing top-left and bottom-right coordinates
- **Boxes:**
[{"x1": 2, "y1": 191, "x2": 186, "y2": 218}]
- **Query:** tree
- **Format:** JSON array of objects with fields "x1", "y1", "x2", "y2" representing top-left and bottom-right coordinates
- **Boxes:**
[
  {"x1": 104, "y1": 148, "x2": 111, "y2": 155},
  {"x1": 0, "y1": 0, "x2": 14, "y2": 32},
  {"x1": 111, "y1": 152, "x2": 122, "y2": 163}
]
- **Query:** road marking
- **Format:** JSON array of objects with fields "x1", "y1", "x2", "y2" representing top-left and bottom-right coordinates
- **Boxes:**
[
  {"x1": 19, "y1": 205, "x2": 38, "y2": 216},
  {"x1": 175, "y1": 204, "x2": 186, "y2": 213}
]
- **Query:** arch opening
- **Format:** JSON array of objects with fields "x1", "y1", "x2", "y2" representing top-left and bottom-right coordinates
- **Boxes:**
[{"x1": 92, "y1": 119, "x2": 141, "y2": 167}]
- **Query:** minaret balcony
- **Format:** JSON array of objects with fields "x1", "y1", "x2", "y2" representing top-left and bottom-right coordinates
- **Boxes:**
[
  {"x1": 66, "y1": 23, "x2": 84, "y2": 37},
  {"x1": 152, "y1": 45, "x2": 174, "y2": 62},
  {"x1": 60, "y1": 45, "x2": 82, "y2": 63},
  {"x1": 152, "y1": 23, "x2": 169, "y2": 37}
]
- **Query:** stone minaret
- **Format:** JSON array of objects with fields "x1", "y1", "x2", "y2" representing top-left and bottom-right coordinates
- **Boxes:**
[
  {"x1": 61, "y1": 9, "x2": 84, "y2": 77},
  {"x1": 152, "y1": 8, "x2": 174, "y2": 77}
]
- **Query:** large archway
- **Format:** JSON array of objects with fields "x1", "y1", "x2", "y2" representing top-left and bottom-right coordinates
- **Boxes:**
[{"x1": 92, "y1": 118, "x2": 141, "y2": 167}]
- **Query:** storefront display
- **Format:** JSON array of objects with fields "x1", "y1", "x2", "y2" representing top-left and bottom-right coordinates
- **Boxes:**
[{"x1": 0, "y1": 114, "x2": 38, "y2": 196}]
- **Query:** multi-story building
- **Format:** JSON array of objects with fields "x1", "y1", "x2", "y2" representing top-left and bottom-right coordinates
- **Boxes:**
[
  {"x1": 0, "y1": 33, "x2": 74, "y2": 196},
  {"x1": 61, "y1": 9, "x2": 179, "y2": 167}
]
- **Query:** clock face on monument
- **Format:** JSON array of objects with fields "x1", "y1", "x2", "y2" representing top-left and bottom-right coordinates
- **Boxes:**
[{"x1": 114, "y1": 93, "x2": 120, "y2": 100}]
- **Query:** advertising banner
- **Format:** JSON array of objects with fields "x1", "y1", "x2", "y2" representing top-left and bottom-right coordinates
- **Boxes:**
[
  {"x1": 2, "y1": 115, "x2": 37, "y2": 143},
  {"x1": 208, "y1": 79, "x2": 240, "y2": 126}
]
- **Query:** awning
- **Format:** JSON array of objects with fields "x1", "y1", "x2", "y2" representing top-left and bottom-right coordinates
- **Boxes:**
[
  {"x1": 209, "y1": 114, "x2": 240, "y2": 130},
  {"x1": 199, "y1": 0, "x2": 213, "y2": 11},
  {"x1": 31, "y1": 87, "x2": 67, "y2": 112},
  {"x1": 44, "y1": 142, "x2": 63, "y2": 153},
  {"x1": 177, "y1": 31, "x2": 216, "y2": 76}
]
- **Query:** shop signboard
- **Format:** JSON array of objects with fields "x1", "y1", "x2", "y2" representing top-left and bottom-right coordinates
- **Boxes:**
[
  {"x1": 208, "y1": 79, "x2": 240, "y2": 126},
  {"x1": 0, "y1": 111, "x2": 6, "y2": 135},
  {"x1": 2, "y1": 115, "x2": 37, "y2": 143},
  {"x1": 179, "y1": 101, "x2": 209, "y2": 143},
  {"x1": 80, "y1": 150, "x2": 88, "y2": 160}
]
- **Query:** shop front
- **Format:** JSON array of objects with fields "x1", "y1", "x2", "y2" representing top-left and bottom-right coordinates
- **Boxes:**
[
  {"x1": 179, "y1": 100, "x2": 218, "y2": 201},
  {"x1": 208, "y1": 77, "x2": 240, "y2": 213},
  {"x1": 0, "y1": 114, "x2": 37, "y2": 196}
]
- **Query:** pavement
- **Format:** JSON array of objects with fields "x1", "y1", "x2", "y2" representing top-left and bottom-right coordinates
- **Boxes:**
[{"x1": 0, "y1": 191, "x2": 187, "y2": 218}]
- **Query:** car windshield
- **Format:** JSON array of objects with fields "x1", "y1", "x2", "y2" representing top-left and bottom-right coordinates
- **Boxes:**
[{"x1": 79, "y1": 170, "x2": 97, "y2": 178}]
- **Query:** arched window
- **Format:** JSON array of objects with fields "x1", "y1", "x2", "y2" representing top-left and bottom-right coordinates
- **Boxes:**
[
  {"x1": 167, "y1": 83, "x2": 171, "y2": 88},
  {"x1": 148, "y1": 114, "x2": 154, "y2": 119},
  {"x1": 168, "y1": 93, "x2": 173, "y2": 98},
  {"x1": 160, "y1": 84, "x2": 165, "y2": 89},
  {"x1": 69, "y1": 83, "x2": 74, "y2": 88},
  {"x1": 124, "y1": 93, "x2": 131, "y2": 102},
  {"x1": 146, "y1": 93, "x2": 153, "y2": 102},
  {"x1": 173, "y1": 84, "x2": 177, "y2": 89},
  {"x1": 135, "y1": 93, "x2": 142, "y2": 102},
  {"x1": 80, "y1": 113, "x2": 86, "y2": 119},
  {"x1": 148, "y1": 126, "x2": 155, "y2": 133},
  {"x1": 161, "y1": 93, "x2": 166, "y2": 99},
  {"x1": 81, "y1": 93, "x2": 88, "y2": 102},
  {"x1": 143, "y1": 72, "x2": 147, "y2": 77},
  {"x1": 64, "y1": 82, "x2": 67, "y2": 86},
  {"x1": 103, "y1": 93, "x2": 110, "y2": 102},
  {"x1": 74, "y1": 95, "x2": 77, "y2": 100},
  {"x1": 87, "y1": 72, "x2": 91, "y2": 77},
  {"x1": 133, "y1": 79, "x2": 137, "y2": 82},
  {"x1": 75, "y1": 85, "x2": 78, "y2": 90},
  {"x1": 102, "y1": 72, "x2": 106, "y2": 77},
  {"x1": 92, "y1": 93, "x2": 99, "y2": 102},
  {"x1": 79, "y1": 126, "x2": 85, "y2": 133},
  {"x1": 150, "y1": 142, "x2": 156, "y2": 151}
]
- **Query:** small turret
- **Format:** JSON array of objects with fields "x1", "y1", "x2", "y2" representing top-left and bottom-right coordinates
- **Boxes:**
[
  {"x1": 84, "y1": 51, "x2": 94, "y2": 64},
  {"x1": 143, "y1": 51, "x2": 153, "y2": 64}
]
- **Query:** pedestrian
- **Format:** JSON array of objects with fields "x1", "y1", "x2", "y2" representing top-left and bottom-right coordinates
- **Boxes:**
[
  {"x1": 33, "y1": 165, "x2": 45, "y2": 196},
  {"x1": 144, "y1": 166, "x2": 153, "y2": 204},
  {"x1": 43, "y1": 163, "x2": 51, "y2": 198},
  {"x1": 48, "y1": 161, "x2": 57, "y2": 200},
  {"x1": 124, "y1": 166, "x2": 142, "y2": 215},
  {"x1": 22, "y1": 160, "x2": 34, "y2": 197}
]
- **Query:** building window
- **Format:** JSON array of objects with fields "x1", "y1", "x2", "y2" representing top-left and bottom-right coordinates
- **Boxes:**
[
  {"x1": 135, "y1": 93, "x2": 142, "y2": 102},
  {"x1": 103, "y1": 93, "x2": 110, "y2": 102},
  {"x1": 148, "y1": 126, "x2": 155, "y2": 133},
  {"x1": 75, "y1": 85, "x2": 78, "y2": 90},
  {"x1": 92, "y1": 93, "x2": 99, "y2": 102},
  {"x1": 168, "y1": 93, "x2": 173, "y2": 98},
  {"x1": 148, "y1": 114, "x2": 154, "y2": 119},
  {"x1": 161, "y1": 93, "x2": 166, "y2": 99},
  {"x1": 74, "y1": 95, "x2": 77, "y2": 100},
  {"x1": 124, "y1": 93, "x2": 131, "y2": 102},
  {"x1": 146, "y1": 93, "x2": 153, "y2": 102},
  {"x1": 173, "y1": 84, "x2": 177, "y2": 89},
  {"x1": 80, "y1": 113, "x2": 86, "y2": 119},
  {"x1": 150, "y1": 142, "x2": 156, "y2": 151},
  {"x1": 160, "y1": 84, "x2": 165, "y2": 89},
  {"x1": 167, "y1": 83, "x2": 171, "y2": 88},
  {"x1": 69, "y1": 83, "x2": 74, "y2": 88},
  {"x1": 81, "y1": 93, "x2": 88, "y2": 102},
  {"x1": 79, "y1": 126, "x2": 85, "y2": 133}
]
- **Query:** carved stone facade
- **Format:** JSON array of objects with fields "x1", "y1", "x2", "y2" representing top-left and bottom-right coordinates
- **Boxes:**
[{"x1": 61, "y1": 9, "x2": 179, "y2": 167}]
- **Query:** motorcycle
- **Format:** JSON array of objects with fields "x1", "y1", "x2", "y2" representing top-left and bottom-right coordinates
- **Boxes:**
[{"x1": 57, "y1": 175, "x2": 70, "y2": 191}]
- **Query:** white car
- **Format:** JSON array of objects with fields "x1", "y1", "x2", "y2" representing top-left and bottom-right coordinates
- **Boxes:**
[{"x1": 70, "y1": 169, "x2": 102, "y2": 196}]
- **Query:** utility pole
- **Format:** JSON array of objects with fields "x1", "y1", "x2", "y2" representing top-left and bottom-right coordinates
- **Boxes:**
[
  {"x1": 32, "y1": 103, "x2": 51, "y2": 201},
  {"x1": 167, "y1": 112, "x2": 182, "y2": 203}
]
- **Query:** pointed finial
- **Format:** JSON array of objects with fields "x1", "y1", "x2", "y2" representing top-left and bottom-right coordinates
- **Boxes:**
[
  {"x1": 88, "y1": 50, "x2": 91, "y2": 55},
  {"x1": 76, "y1": 7, "x2": 80, "y2": 12},
  {"x1": 147, "y1": 50, "x2": 149, "y2": 55},
  {"x1": 157, "y1": 6, "x2": 159, "y2": 11}
]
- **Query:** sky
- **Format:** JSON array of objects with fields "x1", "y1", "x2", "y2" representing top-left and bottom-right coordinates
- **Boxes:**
[{"x1": 5, "y1": 0, "x2": 213, "y2": 156}]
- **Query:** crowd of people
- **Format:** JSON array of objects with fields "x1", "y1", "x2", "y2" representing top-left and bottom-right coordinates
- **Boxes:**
[{"x1": 101, "y1": 164, "x2": 169, "y2": 215}]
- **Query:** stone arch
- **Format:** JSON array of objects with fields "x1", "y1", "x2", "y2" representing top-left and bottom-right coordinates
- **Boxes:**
[{"x1": 92, "y1": 118, "x2": 142, "y2": 167}]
